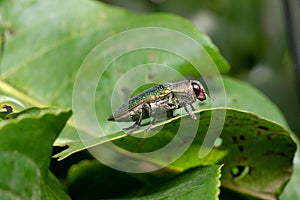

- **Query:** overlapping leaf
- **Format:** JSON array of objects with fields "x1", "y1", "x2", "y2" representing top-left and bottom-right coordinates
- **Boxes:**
[{"x1": 0, "y1": 107, "x2": 72, "y2": 199}]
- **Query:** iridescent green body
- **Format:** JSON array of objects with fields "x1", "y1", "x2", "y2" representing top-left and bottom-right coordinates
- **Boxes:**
[
  {"x1": 109, "y1": 84, "x2": 171, "y2": 122},
  {"x1": 108, "y1": 80, "x2": 207, "y2": 131}
]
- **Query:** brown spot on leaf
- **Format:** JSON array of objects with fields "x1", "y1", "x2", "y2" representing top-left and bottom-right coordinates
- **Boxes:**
[
  {"x1": 258, "y1": 125, "x2": 269, "y2": 131},
  {"x1": 239, "y1": 135, "x2": 245, "y2": 140},
  {"x1": 257, "y1": 130, "x2": 261, "y2": 136},
  {"x1": 248, "y1": 166, "x2": 254, "y2": 175},
  {"x1": 235, "y1": 156, "x2": 247, "y2": 162},
  {"x1": 232, "y1": 136, "x2": 238, "y2": 143},
  {"x1": 238, "y1": 145, "x2": 244, "y2": 152}
]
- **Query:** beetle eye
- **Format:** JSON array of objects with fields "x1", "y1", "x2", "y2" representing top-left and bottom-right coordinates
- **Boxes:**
[{"x1": 192, "y1": 82, "x2": 201, "y2": 96}]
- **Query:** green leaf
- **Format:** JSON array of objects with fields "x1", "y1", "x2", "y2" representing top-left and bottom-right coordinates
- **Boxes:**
[
  {"x1": 0, "y1": 107, "x2": 72, "y2": 199},
  {"x1": 66, "y1": 160, "x2": 145, "y2": 199},
  {"x1": 217, "y1": 76, "x2": 289, "y2": 127},
  {"x1": 212, "y1": 110, "x2": 296, "y2": 199},
  {"x1": 130, "y1": 165, "x2": 222, "y2": 200},
  {"x1": 65, "y1": 160, "x2": 221, "y2": 199}
]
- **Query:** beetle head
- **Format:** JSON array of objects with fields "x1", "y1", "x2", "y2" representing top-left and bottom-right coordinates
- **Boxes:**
[{"x1": 191, "y1": 80, "x2": 206, "y2": 101}]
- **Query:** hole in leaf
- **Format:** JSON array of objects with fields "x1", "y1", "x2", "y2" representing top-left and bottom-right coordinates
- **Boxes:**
[
  {"x1": 258, "y1": 125, "x2": 269, "y2": 131},
  {"x1": 257, "y1": 130, "x2": 262, "y2": 136},
  {"x1": 238, "y1": 145, "x2": 244, "y2": 152},
  {"x1": 231, "y1": 165, "x2": 250, "y2": 180},
  {"x1": 239, "y1": 135, "x2": 245, "y2": 140},
  {"x1": 232, "y1": 136, "x2": 238, "y2": 143}
]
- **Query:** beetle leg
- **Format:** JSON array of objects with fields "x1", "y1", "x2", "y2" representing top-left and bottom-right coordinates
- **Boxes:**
[
  {"x1": 184, "y1": 104, "x2": 197, "y2": 120},
  {"x1": 145, "y1": 109, "x2": 159, "y2": 132},
  {"x1": 190, "y1": 104, "x2": 196, "y2": 111},
  {"x1": 123, "y1": 109, "x2": 145, "y2": 134},
  {"x1": 168, "y1": 92, "x2": 173, "y2": 104},
  {"x1": 125, "y1": 103, "x2": 151, "y2": 134},
  {"x1": 145, "y1": 101, "x2": 161, "y2": 132},
  {"x1": 167, "y1": 92, "x2": 179, "y2": 109},
  {"x1": 123, "y1": 115, "x2": 142, "y2": 131}
]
